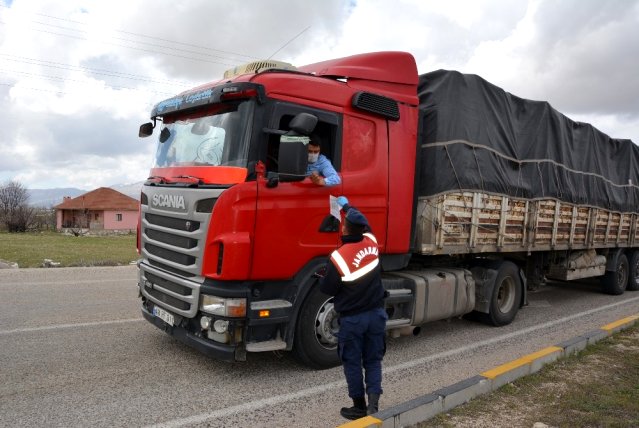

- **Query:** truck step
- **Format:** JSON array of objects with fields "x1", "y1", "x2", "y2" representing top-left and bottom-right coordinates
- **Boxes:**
[
  {"x1": 385, "y1": 288, "x2": 413, "y2": 296},
  {"x1": 250, "y1": 299, "x2": 292, "y2": 310},
  {"x1": 385, "y1": 318, "x2": 411, "y2": 328},
  {"x1": 245, "y1": 339, "x2": 287, "y2": 352}
]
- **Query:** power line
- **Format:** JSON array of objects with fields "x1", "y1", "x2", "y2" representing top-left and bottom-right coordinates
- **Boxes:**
[
  {"x1": 0, "y1": 81, "x2": 172, "y2": 97},
  {"x1": 0, "y1": 53, "x2": 192, "y2": 88},
  {"x1": 0, "y1": 5, "x2": 314, "y2": 100},
  {"x1": 26, "y1": 19, "x2": 251, "y2": 64},
  {"x1": 0, "y1": 21, "x2": 240, "y2": 66},
  {"x1": 0, "y1": 69, "x2": 177, "y2": 96},
  {"x1": 0, "y1": 4, "x2": 260, "y2": 62},
  {"x1": 268, "y1": 26, "x2": 311, "y2": 59}
]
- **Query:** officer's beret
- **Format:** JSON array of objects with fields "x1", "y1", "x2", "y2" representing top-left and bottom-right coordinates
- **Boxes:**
[{"x1": 345, "y1": 207, "x2": 369, "y2": 227}]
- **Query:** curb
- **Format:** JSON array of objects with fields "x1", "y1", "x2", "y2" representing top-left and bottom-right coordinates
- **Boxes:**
[{"x1": 336, "y1": 314, "x2": 639, "y2": 428}]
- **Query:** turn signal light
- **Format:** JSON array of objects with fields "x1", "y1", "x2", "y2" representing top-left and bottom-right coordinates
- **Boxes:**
[
  {"x1": 259, "y1": 310, "x2": 270, "y2": 318},
  {"x1": 200, "y1": 295, "x2": 246, "y2": 317},
  {"x1": 226, "y1": 298, "x2": 247, "y2": 317}
]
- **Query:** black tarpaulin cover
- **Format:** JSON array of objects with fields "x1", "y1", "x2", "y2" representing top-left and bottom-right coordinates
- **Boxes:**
[{"x1": 418, "y1": 70, "x2": 639, "y2": 212}]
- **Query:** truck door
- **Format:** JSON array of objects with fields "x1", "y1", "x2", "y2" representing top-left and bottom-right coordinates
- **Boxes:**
[
  {"x1": 252, "y1": 103, "x2": 343, "y2": 279},
  {"x1": 339, "y1": 113, "x2": 389, "y2": 253}
]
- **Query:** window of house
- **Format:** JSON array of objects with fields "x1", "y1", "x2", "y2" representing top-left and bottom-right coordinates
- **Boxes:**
[
  {"x1": 116, "y1": 213, "x2": 123, "y2": 221},
  {"x1": 95, "y1": 213, "x2": 99, "y2": 220}
]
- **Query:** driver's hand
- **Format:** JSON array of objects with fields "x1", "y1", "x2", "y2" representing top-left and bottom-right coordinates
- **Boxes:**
[{"x1": 310, "y1": 172, "x2": 325, "y2": 186}]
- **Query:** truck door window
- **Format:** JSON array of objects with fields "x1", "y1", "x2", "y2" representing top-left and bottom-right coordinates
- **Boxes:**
[
  {"x1": 342, "y1": 115, "x2": 376, "y2": 172},
  {"x1": 266, "y1": 114, "x2": 339, "y2": 173}
]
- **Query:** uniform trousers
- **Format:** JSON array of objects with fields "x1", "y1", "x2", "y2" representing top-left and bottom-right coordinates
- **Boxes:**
[{"x1": 337, "y1": 307, "x2": 387, "y2": 398}]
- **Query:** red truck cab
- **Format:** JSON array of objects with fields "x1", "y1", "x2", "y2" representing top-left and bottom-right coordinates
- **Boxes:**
[{"x1": 138, "y1": 52, "x2": 420, "y2": 367}]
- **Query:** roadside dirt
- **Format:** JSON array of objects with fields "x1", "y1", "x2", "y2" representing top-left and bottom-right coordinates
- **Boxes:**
[{"x1": 419, "y1": 326, "x2": 639, "y2": 428}]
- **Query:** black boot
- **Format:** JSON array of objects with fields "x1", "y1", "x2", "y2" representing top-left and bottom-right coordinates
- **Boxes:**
[
  {"x1": 340, "y1": 396, "x2": 367, "y2": 420},
  {"x1": 367, "y1": 393, "x2": 380, "y2": 415}
]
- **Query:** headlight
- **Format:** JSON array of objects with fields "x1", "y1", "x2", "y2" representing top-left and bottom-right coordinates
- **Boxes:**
[
  {"x1": 200, "y1": 295, "x2": 246, "y2": 317},
  {"x1": 200, "y1": 316, "x2": 212, "y2": 330}
]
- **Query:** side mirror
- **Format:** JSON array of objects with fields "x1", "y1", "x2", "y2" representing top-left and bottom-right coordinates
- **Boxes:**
[
  {"x1": 139, "y1": 122, "x2": 154, "y2": 138},
  {"x1": 278, "y1": 135, "x2": 308, "y2": 182},
  {"x1": 289, "y1": 113, "x2": 318, "y2": 135},
  {"x1": 191, "y1": 120, "x2": 211, "y2": 136},
  {"x1": 159, "y1": 127, "x2": 171, "y2": 143}
]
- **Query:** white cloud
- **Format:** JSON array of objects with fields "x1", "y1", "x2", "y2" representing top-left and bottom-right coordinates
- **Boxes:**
[{"x1": 0, "y1": 0, "x2": 637, "y2": 190}]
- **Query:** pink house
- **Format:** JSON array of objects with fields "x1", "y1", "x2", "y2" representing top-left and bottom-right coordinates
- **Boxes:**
[{"x1": 55, "y1": 187, "x2": 138, "y2": 232}]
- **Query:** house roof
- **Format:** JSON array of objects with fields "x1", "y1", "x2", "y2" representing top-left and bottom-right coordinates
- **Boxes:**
[{"x1": 54, "y1": 187, "x2": 138, "y2": 211}]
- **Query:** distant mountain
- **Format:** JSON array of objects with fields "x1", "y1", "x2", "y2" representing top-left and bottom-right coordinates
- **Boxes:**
[
  {"x1": 109, "y1": 181, "x2": 144, "y2": 199},
  {"x1": 28, "y1": 181, "x2": 144, "y2": 207},
  {"x1": 28, "y1": 188, "x2": 86, "y2": 208}
]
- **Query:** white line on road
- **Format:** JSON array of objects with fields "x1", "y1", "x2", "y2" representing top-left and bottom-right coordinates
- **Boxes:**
[
  {"x1": 0, "y1": 318, "x2": 144, "y2": 336},
  {"x1": 0, "y1": 278, "x2": 136, "y2": 287},
  {"x1": 147, "y1": 295, "x2": 639, "y2": 428}
]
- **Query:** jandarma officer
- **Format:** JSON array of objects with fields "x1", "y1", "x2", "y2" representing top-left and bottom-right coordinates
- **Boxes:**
[{"x1": 320, "y1": 196, "x2": 387, "y2": 419}]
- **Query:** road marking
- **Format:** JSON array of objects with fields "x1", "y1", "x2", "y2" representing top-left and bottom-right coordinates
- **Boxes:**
[
  {"x1": 0, "y1": 278, "x2": 135, "y2": 287},
  {"x1": 481, "y1": 356, "x2": 530, "y2": 379},
  {"x1": 147, "y1": 295, "x2": 639, "y2": 428},
  {"x1": 521, "y1": 346, "x2": 564, "y2": 362},
  {"x1": 0, "y1": 318, "x2": 144, "y2": 336},
  {"x1": 601, "y1": 314, "x2": 639, "y2": 332}
]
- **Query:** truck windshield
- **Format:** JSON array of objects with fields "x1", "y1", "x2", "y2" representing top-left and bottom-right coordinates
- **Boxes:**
[{"x1": 153, "y1": 100, "x2": 253, "y2": 168}]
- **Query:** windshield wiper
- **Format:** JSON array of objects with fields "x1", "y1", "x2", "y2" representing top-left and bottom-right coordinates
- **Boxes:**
[
  {"x1": 146, "y1": 175, "x2": 172, "y2": 184},
  {"x1": 173, "y1": 175, "x2": 205, "y2": 185}
]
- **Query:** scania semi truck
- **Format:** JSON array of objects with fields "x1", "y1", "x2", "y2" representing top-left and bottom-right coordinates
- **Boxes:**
[{"x1": 137, "y1": 51, "x2": 639, "y2": 368}]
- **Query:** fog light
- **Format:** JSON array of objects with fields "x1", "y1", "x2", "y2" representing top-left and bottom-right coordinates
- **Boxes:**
[
  {"x1": 213, "y1": 319, "x2": 229, "y2": 333},
  {"x1": 200, "y1": 316, "x2": 212, "y2": 330}
]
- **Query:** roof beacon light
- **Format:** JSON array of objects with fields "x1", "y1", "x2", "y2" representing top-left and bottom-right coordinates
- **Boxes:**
[{"x1": 223, "y1": 60, "x2": 297, "y2": 79}]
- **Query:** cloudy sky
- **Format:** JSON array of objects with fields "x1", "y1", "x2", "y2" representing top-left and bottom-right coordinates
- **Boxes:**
[{"x1": 0, "y1": 0, "x2": 638, "y2": 190}]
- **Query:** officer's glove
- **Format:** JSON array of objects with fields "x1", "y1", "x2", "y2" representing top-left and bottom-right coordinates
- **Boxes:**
[{"x1": 336, "y1": 196, "x2": 349, "y2": 209}]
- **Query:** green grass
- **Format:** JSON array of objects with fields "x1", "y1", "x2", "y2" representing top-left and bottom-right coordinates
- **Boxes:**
[
  {"x1": 0, "y1": 231, "x2": 138, "y2": 268},
  {"x1": 424, "y1": 324, "x2": 639, "y2": 427}
]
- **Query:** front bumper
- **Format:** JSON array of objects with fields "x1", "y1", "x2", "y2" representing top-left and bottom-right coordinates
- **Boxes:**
[{"x1": 141, "y1": 305, "x2": 243, "y2": 362}]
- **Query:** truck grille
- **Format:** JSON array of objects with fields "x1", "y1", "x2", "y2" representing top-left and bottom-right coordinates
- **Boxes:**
[
  {"x1": 145, "y1": 213, "x2": 200, "y2": 232},
  {"x1": 140, "y1": 263, "x2": 199, "y2": 316},
  {"x1": 145, "y1": 243, "x2": 196, "y2": 266},
  {"x1": 139, "y1": 186, "x2": 224, "y2": 317}
]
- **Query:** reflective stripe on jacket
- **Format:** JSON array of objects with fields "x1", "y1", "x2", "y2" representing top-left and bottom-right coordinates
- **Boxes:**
[{"x1": 329, "y1": 233, "x2": 379, "y2": 282}]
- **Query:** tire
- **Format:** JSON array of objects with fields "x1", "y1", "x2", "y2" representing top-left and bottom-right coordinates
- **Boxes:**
[
  {"x1": 481, "y1": 261, "x2": 522, "y2": 326},
  {"x1": 601, "y1": 253, "x2": 629, "y2": 295},
  {"x1": 627, "y1": 251, "x2": 639, "y2": 291},
  {"x1": 292, "y1": 284, "x2": 341, "y2": 369}
]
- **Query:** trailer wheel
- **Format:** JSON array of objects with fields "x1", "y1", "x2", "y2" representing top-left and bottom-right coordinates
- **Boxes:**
[
  {"x1": 601, "y1": 253, "x2": 629, "y2": 295},
  {"x1": 292, "y1": 285, "x2": 341, "y2": 369},
  {"x1": 627, "y1": 251, "x2": 639, "y2": 291},
  {"x1": 483, "y1": 261, "x2": 522, "y2": 326}
]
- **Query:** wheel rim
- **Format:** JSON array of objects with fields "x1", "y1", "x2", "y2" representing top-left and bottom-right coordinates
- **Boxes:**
[
  {"x1": 634, "y1": 259, "x2": 639, "y2": 285},
  {"x1": 314, "y1": 298, "x2": 338, "y2": 350},
  {"x1": 496, "y1": 277, "x2": 516, "y2": 314},
  {"x1": 617, "y1": 260, "x2": 628, "y2": 288}
]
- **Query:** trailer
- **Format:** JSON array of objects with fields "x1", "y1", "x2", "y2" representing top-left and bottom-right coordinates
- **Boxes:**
[{"x1": 136, "y1": 52, "x2": 639, "y2": 368}]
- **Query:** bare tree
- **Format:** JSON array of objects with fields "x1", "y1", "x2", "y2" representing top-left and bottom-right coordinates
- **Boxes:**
[
  {"x1": 0, "y1": 181, "x2": 34, "y2": 232},
  {"x1": 32, "y1": 207, "x2": 57, "y2": 231}
]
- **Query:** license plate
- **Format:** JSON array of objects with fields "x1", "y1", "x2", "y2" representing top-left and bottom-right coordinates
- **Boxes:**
[{"x1": 153, "y1": 306, "x2": 175, "y2": 326}]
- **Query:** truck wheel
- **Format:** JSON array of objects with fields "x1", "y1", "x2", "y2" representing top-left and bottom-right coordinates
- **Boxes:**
[
  {"x1": 627, "y1": 251, "x2": 639, "y2": 291},
  {"x1": 482, "y1": 261, "x2": 522, "y2": 326},
  {"x1": 601, "y1": 253, "x2": 629, "y2": 295},
  {"x1": 292, "y1": 285, "x2": 341, "y2": 369}
]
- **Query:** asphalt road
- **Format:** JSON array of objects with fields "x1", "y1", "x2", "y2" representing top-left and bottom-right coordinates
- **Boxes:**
[{"x1": 1, "y1": 266, "x2": 638, "y2": 428}]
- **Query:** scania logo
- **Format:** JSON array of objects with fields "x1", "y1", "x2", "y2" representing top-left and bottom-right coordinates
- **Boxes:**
[{"x1": 152, "y1": 194, "x2": 186, "y2": 210}]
